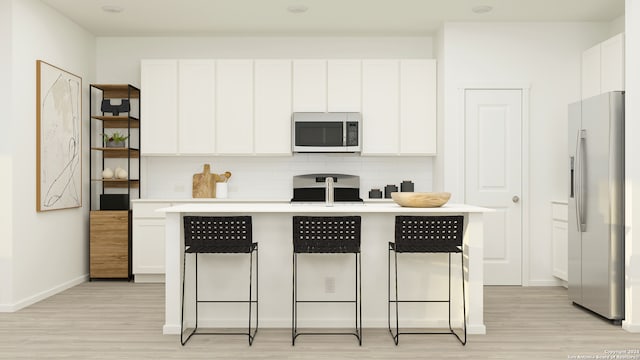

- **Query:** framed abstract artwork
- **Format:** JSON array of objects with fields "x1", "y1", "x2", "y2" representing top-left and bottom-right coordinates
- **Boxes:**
[{"x1": 36, "y1": 60, "x2": 82, "y2": 212}]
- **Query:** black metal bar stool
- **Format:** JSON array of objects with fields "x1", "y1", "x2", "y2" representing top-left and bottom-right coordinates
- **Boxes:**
[
  {"x1": 181, "y1": 216, "x2": 258, "y2": 345},
  {"x1": 388, "y1": 215, "x2": 466, "y2": 345},
  {"x1": 292, "y1": 216, "x2": 362, "y2": 346}
]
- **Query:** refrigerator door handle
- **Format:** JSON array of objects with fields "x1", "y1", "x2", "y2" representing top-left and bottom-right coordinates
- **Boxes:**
[{"x1": 576, "y1": 129, "x2": 587, "y2": 232}]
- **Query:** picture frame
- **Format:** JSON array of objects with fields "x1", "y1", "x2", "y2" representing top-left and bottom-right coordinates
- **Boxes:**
[{"x1": 36, "y1": 60, "x2": 82, "y2": 212}]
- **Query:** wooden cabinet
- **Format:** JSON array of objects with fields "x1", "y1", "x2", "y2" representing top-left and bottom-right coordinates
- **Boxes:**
[
  {"x1": 140, "y1": 60, "x2": 178, "y2": 154},
  {"x1": 327, "y1": 60, "x2": 361, "y2": 112},
  {"x1": 293, "y1": 60, "x2": 327, "y2": 112},
  {"x1": 90, "y1": 210, "x2": 130, "y2": 279},
  {"x1": 216, "y1": 60, "x2": 254, "y2": 154},
  {"x1": 254, "y1": 60, "x2": 292, "y2": 155},
  {"x1": 400, "y1": 59, "x2": 437, "y2": 155},
  {"x1": 178, "y1": 60, "x2": 216, "y2": 154},
  {"x1": 582, "y1": 33, "x2": 624, "y2": 100},
  {"x1": 362, "y1": 60, "x2": 400, "y2": 155},
  {"x1": 551, "y1": 201, "x2": 568, "y2": 284}
]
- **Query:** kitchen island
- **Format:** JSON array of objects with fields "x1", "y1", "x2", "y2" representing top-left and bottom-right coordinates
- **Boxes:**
[{"x1": 160, "y1": 202, "x2": 491, "y2": 335}]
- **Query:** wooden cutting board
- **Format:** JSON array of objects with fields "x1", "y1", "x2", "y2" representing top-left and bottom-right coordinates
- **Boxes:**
[{"x1": 192, "y1": 164, "x2": 216, "y2": 198}]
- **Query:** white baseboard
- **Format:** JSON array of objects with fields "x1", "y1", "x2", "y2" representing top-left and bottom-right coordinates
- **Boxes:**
[
  {"x1": 622, "y1": 321, "x2": 640, "y2": 333},
  {"x1": 0, "y1": 274, "x2": 87, "y2": 313},
  {"x1": 134, "y1": 274, "x2": 165, "y2": 283}
]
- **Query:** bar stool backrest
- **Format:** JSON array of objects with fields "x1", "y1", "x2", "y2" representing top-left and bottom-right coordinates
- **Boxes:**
[
  {"x1": 183, "y1": 216, "x2": 253, "y2": 253},
  {"x1": 394, "y1": 215, "x2": 464, "y2": 253},
  {"x1": 293, "y1": 216, "x2": 361, "y2": 253}
]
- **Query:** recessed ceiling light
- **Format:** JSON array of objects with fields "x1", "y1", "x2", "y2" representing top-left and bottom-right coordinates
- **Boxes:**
[
  {"x1": 472, "y1": 5, "x2": 493, "y2": 14},
  {"x1": 287, "y1": 5, "x2": 308, "y2": 14},
  {"x1": 101, "y1": 5, "x2": 124, "y2": 13}
]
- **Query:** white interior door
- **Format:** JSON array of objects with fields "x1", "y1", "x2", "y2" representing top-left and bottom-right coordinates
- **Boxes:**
[{"x1": 465, "y1": 89, "x2": 522, "y2": 285}]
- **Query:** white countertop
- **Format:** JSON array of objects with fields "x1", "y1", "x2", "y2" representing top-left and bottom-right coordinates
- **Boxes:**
[{"x1": 159, "y1": 202, "x2": 492, "y2": 214}]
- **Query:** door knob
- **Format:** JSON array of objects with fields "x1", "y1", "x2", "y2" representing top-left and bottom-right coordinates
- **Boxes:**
[{"x1": 512, "y1": 195, "x2": 520, "y2": 203}]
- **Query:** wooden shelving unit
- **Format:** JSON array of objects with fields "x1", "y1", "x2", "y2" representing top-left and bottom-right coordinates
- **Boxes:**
[{"x1": 89, "y1": 84, "x2": 140, "y2": 280}]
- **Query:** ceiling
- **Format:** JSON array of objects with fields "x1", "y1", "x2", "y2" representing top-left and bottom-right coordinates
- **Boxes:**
[{"x1": 40, "y1": 0, "x2": 625, "y2": 36}]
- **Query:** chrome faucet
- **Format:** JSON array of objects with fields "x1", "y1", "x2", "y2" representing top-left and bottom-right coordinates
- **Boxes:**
[{"x1": 325, "y1": 176, "x2": 334, "y2": 206}]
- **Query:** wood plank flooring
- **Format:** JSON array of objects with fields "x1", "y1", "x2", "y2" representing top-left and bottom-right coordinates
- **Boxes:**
[{"x1": 0, "y1": 283, "x2": 638, "y2": 359}]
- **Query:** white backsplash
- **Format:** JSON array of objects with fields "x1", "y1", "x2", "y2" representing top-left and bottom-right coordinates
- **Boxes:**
[{"x1": 142, "y1": 154, "x2": 433, "y2": 200}]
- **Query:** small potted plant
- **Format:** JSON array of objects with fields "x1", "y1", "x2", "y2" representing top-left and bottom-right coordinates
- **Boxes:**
[{"x1": 102, "y1": 131, "x2": 129, "y2": 148}]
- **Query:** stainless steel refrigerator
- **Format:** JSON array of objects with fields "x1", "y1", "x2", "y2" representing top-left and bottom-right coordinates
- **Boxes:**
[{"x1": 568, "y1": 91, "x2": 624, "y2": 321}]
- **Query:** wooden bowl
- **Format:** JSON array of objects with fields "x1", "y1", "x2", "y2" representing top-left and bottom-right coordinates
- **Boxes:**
[{"x1": 391, "y1": 192, "x2": 451, "y2": 208}]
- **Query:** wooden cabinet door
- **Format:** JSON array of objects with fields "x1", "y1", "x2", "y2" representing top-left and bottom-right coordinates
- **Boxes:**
[
  {"x1": 90, "y1": 210, "x2": 129, "y2": 279},
  {"x1": 400, "y1": 59, "x2": 436, "y2": 155},
  {"x1": 328, "y1": 60, "x2": 361, "y2": 112},
  {"x1": 362, "y1": 60, "x2": 399, "y2": 155},
  {"x1": 216, "y1": 60, "x2": 254, "y2": 154},
  {"x1": 254, "y1": 60, "x2": 292, "y2": 155},
  {"x1": 178, "y1": 60, "x2": 216, "y2": 154},
  {"x1": 293, "y1": 60, "x2": 327, "y2": 112},
  {"x1": 141, "y1": 60, "x2": 178, "y2": 154}
]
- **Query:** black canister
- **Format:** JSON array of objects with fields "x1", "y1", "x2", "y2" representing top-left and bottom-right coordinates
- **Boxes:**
[
  {"x1": 384, "y1": 184, "x2": 398, "y2": 198},
  {"x1": 400, "y1": 180, "x2": 414, "y2": 192},
  {"x1": 368, "y1": 188, "x2": 382, "y2": 199}
]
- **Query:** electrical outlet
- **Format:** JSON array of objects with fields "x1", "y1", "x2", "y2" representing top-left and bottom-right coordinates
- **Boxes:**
[{"x1": 325, "y1": 277, "x2": 335, "y2": 293}]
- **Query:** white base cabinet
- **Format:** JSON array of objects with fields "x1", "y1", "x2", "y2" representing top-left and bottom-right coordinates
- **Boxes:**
[
  {"x1": 132, "y1": 202, "x2": 169, "y2": 282},
  {"x1": 551, "y1": 201, "x2": 568, "y2": 285}
]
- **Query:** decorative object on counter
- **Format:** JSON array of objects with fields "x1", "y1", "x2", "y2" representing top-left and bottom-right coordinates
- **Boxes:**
[
  {"x1": 102, "y1": 131, "x2": 129, "y2": 148},
  {"x1": 192, "y1": 164, "x2": 232, "y2": 198},
  {"x1": 215, "y1": 182, "x2": 228, "y2": 199},
  {"x1": 102, "y1": 168, "x2": 114, "y2": 179},
  {"x1": 400, "y1": 180, "x2": 414, "y2": 192},
  {"x1": 384, "y1": 184, "x2": 399, "y2": 199},
  {"x1": 101, "y1": 98, "x2": 130, "y2": 116},
  {"x1": 368, "y1": 188, "x2": 382, "y2": 199},
  {"x1": 391, "y1": 192, "x2": 451, "y2": 208}
]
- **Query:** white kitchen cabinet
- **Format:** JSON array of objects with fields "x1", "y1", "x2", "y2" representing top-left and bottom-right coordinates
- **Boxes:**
[
  {"x1": 132, "y1": 202, "x2": 170, "y2": 283},
  {"x1": 600, "y1": 33, "x2": 625, "y2": 94},
  {"x1": 141, "y1": 60, "x2": 178, "y2": 155},
  {"x1": 216, "y1": 60, "x2": 254, "y2": 154},
  {"x1": 327, "y1": 60, "x2": 361, "y2": 112},
  {"x1": 551, "y1": 201, "x2": 568, "y2": 284},
  {"x1": 362, "y1": 60, "x2": 400, "y2": 155},
  {"x1": 178, "y1": 60, "x2": 216, "y2": 154},
  {"x1": 581, "y1": 33, "x2": 624, "y2": 100},
  {"x1": 293, "y1": 60, "x2": 327, "y2": 112},
  {"x1": 254, "y1": 60, "x2": 292, "y2": 155},
  {"x1": 400, "y1": 59, "x2": 436, "y2": 155}
]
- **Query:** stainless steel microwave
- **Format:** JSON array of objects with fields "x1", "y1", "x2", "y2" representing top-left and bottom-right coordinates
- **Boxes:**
[{"x1": 292, "y1": 112, "x2": 362, "y2": 153}]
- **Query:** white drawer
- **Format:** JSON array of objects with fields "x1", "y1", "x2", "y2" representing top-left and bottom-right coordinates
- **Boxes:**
[
  {"x1": 133, "y1": 202, "x2": 171, "y2": 218},
  {"x1": 551, "y1": 202, "x2": 568, "y2": 222}
]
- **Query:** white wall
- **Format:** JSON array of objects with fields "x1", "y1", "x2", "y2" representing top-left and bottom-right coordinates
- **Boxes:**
[
  {"x1": 0, "y1": 0, "x2": 13, "y2": 307},
  {"x1": 611, "y1": 15, "x2": 626, "y2": 35},
  {"x1": 440, "y1": 22, "x2": 609, "y2": 285},
  {"x1": 1, "y1": 0, "x2": 95, "y2": 311},
  {"x1": 625, "y1": 0, "x2": 640, "y2": 333},
  {"x1": 95, "y1": 36, "x2": 435, "y2": 200}
]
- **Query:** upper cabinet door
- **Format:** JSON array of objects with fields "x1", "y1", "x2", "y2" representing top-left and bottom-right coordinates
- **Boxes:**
[
  {"x1": 178, "y1": 60, "x2": 216, "y2": 154},
  {"x1": 400, "y1": 59, "x2": 436, "y2": 155},
  {"x1": 293, "y1": 60, "x2": 327, "y2": 112},
  {"x1": 216, "y1": 60, "x2": 254, "y2": 154},
  {"x1": 581, "y1": 44, "x2": 601, "y2": 100},
  {"x1": 362, "y1": 60, "x2": 400, "y2": 155},
  {"x1": 254, "y1": 60, "x2": 292, "y2": 155},
  {"x1": 600, "y1": 33, "x2": 624, "y2": 93},
  {"x1": 141, "y1": 60, "x2": 178, "y2": 155},
  {"x1": 327, "y1": 60, "x2": 362, "y2": 112}
]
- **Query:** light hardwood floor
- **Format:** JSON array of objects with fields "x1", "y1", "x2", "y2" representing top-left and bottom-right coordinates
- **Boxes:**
[{"x1": 0, "y1": 283, "x2": 638, "y2": 359}]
